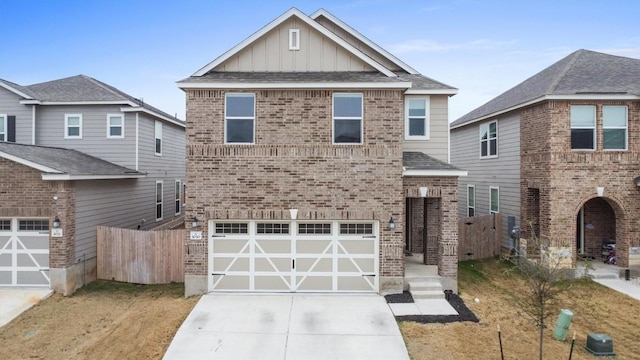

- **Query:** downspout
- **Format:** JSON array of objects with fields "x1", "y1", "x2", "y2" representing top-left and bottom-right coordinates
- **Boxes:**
[
  {"x1": 135, "y1": 113, "x2": 139, "y2": 171},
  {"x1": 32, "y1": 105, "x2": 36, "y2": 145}
]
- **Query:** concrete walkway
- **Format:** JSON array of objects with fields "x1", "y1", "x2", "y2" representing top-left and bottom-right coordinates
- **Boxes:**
[
  {"x1": 0, "y1": 288, "x2": 53, "y2": 327},
  {"x1": 163, "y1": 293, "x2": 409, "y2": 360},
  {"x1": 578, "y1": 261, "x2": 640, "y2": 301}
]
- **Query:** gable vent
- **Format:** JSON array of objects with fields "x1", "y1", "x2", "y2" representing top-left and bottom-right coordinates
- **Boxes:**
[{"x1": 289, "y1": 29, "x2": 300, "y2": 50}]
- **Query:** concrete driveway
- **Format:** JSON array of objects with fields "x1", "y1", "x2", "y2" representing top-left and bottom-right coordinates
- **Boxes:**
[
  {"x1": 0, "y1": 288, "x2": 53, "y2": 327},
  {"x1": 163, "y1": 293, "x2": 409, "y2": 360}
]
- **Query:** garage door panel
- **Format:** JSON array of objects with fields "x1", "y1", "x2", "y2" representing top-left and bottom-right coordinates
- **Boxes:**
[
  {"x1": 338, "y1": 276, "x2": 375, "y2": 291},
  {"x1": 17, "y1": 236, "x2": 49, "y2": 249},
  {"x1": 255, "y1": 276, "x2": 291, "y2": 291},
  {"x1": 338, "y1": 240, "x2": 375, "y2": 254},
  {"x1": 296, "y1": 239, "x2": 331, "y2": 253},
  {"x1": 214, "y1": 275, "x2": 250, "y2": 290},
  {"x1": 17, "y1": 271, "x2": 48, "y2": 285},
  {"x1": 213, "y1": 257, "x2": 250, "y2": 272},
  {"x1": 0, "y1": 271, "x2": 11, "y2": 285},
  {"x1": 0, "y1": 218, "x2": 50, "y2": 287},
  {"x1": 0, "y1": 254, "x2": 10, "y2": 266},
  {"x1": 296, "y1": 276, "x2": 332, "y2": 291},
  {"x1": 297, "y1": 258, "x2": 332, "y2": 272},
  {"x1": 255, "y1": 257, "x2": 290, "y2": 272},
  {"x1": 255, "y1": 239, "x2": 290, "y2": 253},
  {"x1": 213, "y1": 239, "x2": 249, "y2": 253}
]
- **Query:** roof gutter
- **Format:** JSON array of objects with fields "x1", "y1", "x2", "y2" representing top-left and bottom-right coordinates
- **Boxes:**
[
  {"x1": 42, "y1": 173, "x2": 147, "y2": 181},
  {"x1": 403, "y1": 169, "x2": 468, "y2": 177},
  {"x1": 177, "y1": 82, "x2": 413, "y2": 90}
]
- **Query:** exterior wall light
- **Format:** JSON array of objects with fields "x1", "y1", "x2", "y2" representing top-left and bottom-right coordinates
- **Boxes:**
[
  {"x1": 191, "y1": 217, "x2": 199, "y2": 228},
  {"x1": 52, "y1": 216, "x2": 61, "y2": 229},
  {"x1": 388, "y1": 217, "x2": 395, "y2": 229}
]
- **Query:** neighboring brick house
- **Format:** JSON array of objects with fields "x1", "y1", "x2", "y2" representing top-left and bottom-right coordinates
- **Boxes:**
[
  {"x1": 450, "y1": 49, "x2": 640, "y2": 271},
  {"x1": 178, "y1": 8, "x2": 465, "y2": 296},
  {"x1": 0, "y1": 75, "x2": 185, "y2": 294}
]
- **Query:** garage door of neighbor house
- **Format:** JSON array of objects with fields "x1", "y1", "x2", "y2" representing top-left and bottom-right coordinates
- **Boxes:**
[
  {"x1": 209, "y1": 220, "x2": 379, "y2": 292},
  {"x1": 0, "y1": 218, "x2": 50, "y2": 286}
]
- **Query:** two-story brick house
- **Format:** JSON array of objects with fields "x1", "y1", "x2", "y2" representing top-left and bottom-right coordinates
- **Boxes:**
[
  {"x1": 451, "y1": 50, "x2": 640, "y2": 272},
  {"x1": 179, "y1": 8, "x2": 465, "y2": 296},
  {"x1": 0, "y1": 75, "x2": 185, "y2": 294}
]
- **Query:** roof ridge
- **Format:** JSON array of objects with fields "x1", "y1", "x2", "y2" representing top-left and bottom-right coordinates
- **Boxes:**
[
  {"x1": 546, "y1": 49, "x2": 583, "y2": 94},
  {"x1": 80, "y1": 74, "x2": 130, "y2": 102}
]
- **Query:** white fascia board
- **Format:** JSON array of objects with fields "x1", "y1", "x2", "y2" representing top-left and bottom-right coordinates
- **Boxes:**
[
  {"x1": 192, "y1": 8, "x2": 396, "y2": 78},
  {"x1": 42, "y1": 173, "x2": 147, "y2": 181},
  {"x1": 19, "y1": 100, "x2": 136, "y2": 106},
  {"x1": 310, "y1": 9, "x2": 419, "y2": 75},
  {"x1": 178, "y1": 81, "x2": 413, "y2": 90},
  {"x1": 402, "y1": 169, "x2": 468, "y2": 177},
  {"x1": 0, "y1": 151, "x2": 62, "y2": 173},
  {"x1": 0, "y1": 81, "x2": 34, "y2": 99},
  {"x1": 405, "y1": 89, "x2": 459, "y2": 95},
  {"x1": 120, "y1": 107, "x2": 185, "y2": 128},
  {"x1": 450, "y1": 94, "x2": 640, "y2": 130}
]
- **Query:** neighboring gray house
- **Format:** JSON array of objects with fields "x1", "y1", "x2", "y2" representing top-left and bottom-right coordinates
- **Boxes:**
[
  {"x1": 0, "y1": 75, "x2": 185, "y2": 294},
  {"x1": 450, "y1": 50, "x2": 640, "y2": 271}
]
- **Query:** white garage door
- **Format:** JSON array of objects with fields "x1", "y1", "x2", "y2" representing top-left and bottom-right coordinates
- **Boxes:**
[
  {"x1": 209, "y1": 220, "x2": 378, "y2": 292},
  {"x1": 0, "y1": 218, "x2": 50, "y2": 286}
]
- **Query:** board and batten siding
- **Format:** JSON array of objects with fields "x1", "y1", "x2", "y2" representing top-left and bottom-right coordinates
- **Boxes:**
[
  {"x1": 0, "y1": 86, "x2": 34, "y2": 144},
  {"x1": 216, "y1": 17, "x2": 376, "y2": 73},
  {"x1": 450, "y1": 112, "x2": 521, "y2": 249},
  {"x1": 35, "y1": 105, "x2": 137, "y2": 169},
  {"x1": 402, "y1": 95, "x2": 450, "y2": 163}
]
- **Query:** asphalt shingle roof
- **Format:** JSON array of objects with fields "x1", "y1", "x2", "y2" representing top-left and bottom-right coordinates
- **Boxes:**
[
  {"x1": 0, "y1": 142, "x2": 143, "y2": 178},
  {"x1": 451, "y1": 49, "x2": 640, "y2": 127},
  {"x1": 403, "y1": 152, "x2": 462, "y2": 171}
]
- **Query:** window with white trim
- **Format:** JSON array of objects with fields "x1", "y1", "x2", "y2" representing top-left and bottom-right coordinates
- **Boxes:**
[
  {"x1": 156, "y1": 181, "x2": 163, "y2": 221},
  {"x1": 215, "y1": 223, "x2": 248, "y2": 234},
  {"x1": 490, "y1": 186, "x2": 499, "y2": 214},
  {"x1": 107, "y1": 114, "x2": 124, "y2": 138},
  {"x1": 333, "y1": 93, "x2": 363, "y2": 144},
  {"x1": 405, "y1": 97, "x2": 429, "y2": 139},
  {"x1": 289, "y1": 29, "x2": 300, "y2": 50},
  {"x1": 479, "y1": 120, "x2": 497, "y2": 158},
  {"x1": 225, "y1": 93, "x2": 255, "y2": 144},
  {"x1": 65, "y1": 114, "x2": 82, "y2": 139},
  {"x1": 0, "y1": 114, "x2": 6, "y2": 142},
  {"x1": 467, "y1": 185, "x2": 475, "y2": 217},
  {"x1": 155, "y1": 120, "x2": 162, "y2": 155},
  {"x1": 175, "y1": 180, "x2": 181, "y2": 215},
  {"x1": 603, "y1": 105, "x2": 627, "y2": 150},
  {"x1": 570, "y1": 105, "x2": 596, "y2": 150}
]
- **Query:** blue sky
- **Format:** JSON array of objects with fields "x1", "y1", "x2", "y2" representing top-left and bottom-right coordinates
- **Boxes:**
[{"x1": 2, "y1": 0, "x2": 639, "y2": 121}]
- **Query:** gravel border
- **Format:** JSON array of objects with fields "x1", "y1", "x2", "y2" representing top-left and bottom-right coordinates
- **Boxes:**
[{"x1": 384, "y1": 291, "x2": 479, "y2": 324}]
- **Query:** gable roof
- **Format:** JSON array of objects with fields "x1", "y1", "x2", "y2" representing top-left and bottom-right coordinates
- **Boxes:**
[
  {"x1": 451, "y1": 49, "x2": 640, "y2": 128},
  {"x1": 180, "y1": 8, "x2": 457, "y2": 95},
  {"x1": 402, "y1": 152, "x2": 467, "y2": 177},
  {"x1": 0, "y1": 142, "x2": 145, "y2": 181},
  {"x1": 1, "y1": 75, "x2": 184, "y2": 127}
]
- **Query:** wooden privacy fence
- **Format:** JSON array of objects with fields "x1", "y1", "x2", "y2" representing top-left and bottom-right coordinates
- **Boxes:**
[
  {"x1": 458, "y1": 213, "x2": 502, "y2": 261},
  {"x1": 97, "y1": 226, "x2": 186, "y2": 284}
]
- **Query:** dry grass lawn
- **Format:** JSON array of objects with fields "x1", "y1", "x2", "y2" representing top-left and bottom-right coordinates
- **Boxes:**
[{"x1": 401, "y1": 258, "x2": 639, "y2": 359}]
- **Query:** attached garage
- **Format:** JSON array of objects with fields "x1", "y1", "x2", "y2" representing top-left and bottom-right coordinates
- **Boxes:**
[
  {"x1": 208, "y1": 220, "x2": 379, "y2": 292},
  {"x1": 0, "y1": 218, "x2": 50, "y2": 286}
]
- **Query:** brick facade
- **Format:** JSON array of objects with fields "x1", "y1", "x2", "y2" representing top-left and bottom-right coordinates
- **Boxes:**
[{"x1": 520, "y1": 100, "x2": 640, "y2": 268}]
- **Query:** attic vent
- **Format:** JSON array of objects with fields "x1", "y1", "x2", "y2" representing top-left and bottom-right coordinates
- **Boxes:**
[{"x1": 289, "y1": 29, "x2": 300, "y2": 50}]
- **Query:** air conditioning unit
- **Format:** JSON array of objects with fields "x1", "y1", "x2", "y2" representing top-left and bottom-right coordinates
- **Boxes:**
[{"x1": 585, "y1": 333, "x2": 616, "y2": 357}]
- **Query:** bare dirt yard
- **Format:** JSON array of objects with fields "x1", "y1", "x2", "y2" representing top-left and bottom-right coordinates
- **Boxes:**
[
  {"x1": 401, "y1": 258, "x2": 640, "y2": 359},
  {"x1": 0, "y1": 282, "x2": 198, "y2": 360}
]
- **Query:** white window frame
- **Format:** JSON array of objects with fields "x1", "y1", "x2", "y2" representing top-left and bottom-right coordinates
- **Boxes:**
[
  {"x1": 289, "y1": 29, "x2": 300, "y2": 50},
  {"x1": 479, "y1": 120, "x2": 497, "y2": 158},
  {"x1": 570, "y1": 105, "x2": 596, "y2": 151},
  {"x1": 467, "y1": 185, "x2": 475, "y2": 217},
  {"x1": 0, "y1": 114, "x2": 6, "y2": 142},
  {"x1": 175, "y1": 180, "x2": 181, "y2": 215},
  {"x1": 602, "y1": 105, "x2": 628, "y2": 151},
  {"x1": 490, "y1": 186, "x2": 499, "y2": 214},
  {"x1": 64, "y1": 114, "x2": 83, "y2": 139},
  {"x1": 155, "y1": 120, "x2": 162, "y2": 156},
  {"x1": 225, "y1": 93, "x2": 256, "y2": 144},
  {"x1": 106, "y1": 114, "x2": 125, "y2": 138},
  {"x1": 332, "y1": 93, "x2": 363, "y2": 145},
  {"x1": 156, "y1": 180, "x2": 163, "y2": 221},
  {"x1": 405, "y1": 97, "x2": 430, "y2": 140}
]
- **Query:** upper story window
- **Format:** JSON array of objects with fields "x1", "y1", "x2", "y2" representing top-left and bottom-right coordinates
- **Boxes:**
[
  {"x1": 603, "y1": 105, "x2": 627, "y2": 150},
  {"x1": 175, "y1": 180, "x2": 182, "y2": 215},
  {"x1": 0, "y1": 114, "x2": 6, "y2": 142},
  {"x1": 107, "y1": 114, "x2": 124, "y2": 138},
  {"x1": 225, "y1": 93, "x2": 255, "y2": 144},
  {"x1": 479, "y1": 120, "x2": 497, "y2": 158},
  {"x1": 289, "y1": 29, "x2": 300, "y2": 50},
  {"x1": 333, "y1": 93, "x2": 363, "y2": 144},
  {"x1": 570, "y1": 105, "x2": 596, "y2": 150},
  {"x1": 467, "y1": 185, "x2": 475, "y2": 217},
  {"x1": 490, "y1": 186, "x2": 499, "y2": 214},
  {"x1": 65, "y1": 114, "x2": 82, "y2": 139},
  {"x1": 156, "y1": 180, "x2": 163, "y2": 221},
  {"x1": 405, "y1": 97, "x2": 429, "y2": 140},
  {"x1": 155, "y1": 120, "x2": 162, "y2": 155}
]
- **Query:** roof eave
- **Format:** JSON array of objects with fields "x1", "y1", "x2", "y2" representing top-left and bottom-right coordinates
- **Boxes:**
[
  {"x1": 402, "y1": 169, "x2": 468, "y2": 177},
  {"x1": 0, "y1": 81, "x2": 34, "y2": 99},
  {"x1": 42, "y1": 173, "x2": 147, "y2": 181},
  {"x1": 177, "y1": 81, "x2": 413, "y2": 89},
  {"x1": 405, "y1": 89, "x2": 458, "y2": 95},
  {"x1": 120, "y1": 107, "x2": 185, "y2": 127},
  {"x1": 18, "y1": 100, "x2": 137, "y2": 106},
  {"x1": 0, "y1": 151, "x2": 63, "y2": 173}
]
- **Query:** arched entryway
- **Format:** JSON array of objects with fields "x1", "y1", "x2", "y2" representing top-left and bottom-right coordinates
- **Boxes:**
[{"x1": 576, "y1": 197, "x2": 625, "y2": 266}]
